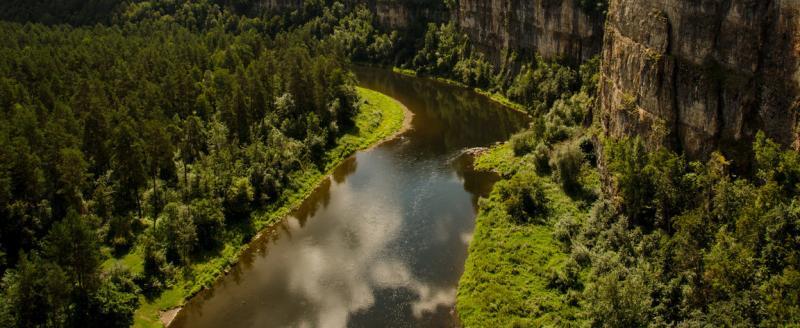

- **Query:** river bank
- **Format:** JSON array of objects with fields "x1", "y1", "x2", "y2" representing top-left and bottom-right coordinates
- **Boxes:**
[
  {"x1": 456, "y1": 143, "x2": 598, "y2": 326},
  {"x1": 118, "y1": 87, "x2": 408, "y2": 328},
  {"x1": 167, "y1": 66, "x2": 529, "y2": 328}
]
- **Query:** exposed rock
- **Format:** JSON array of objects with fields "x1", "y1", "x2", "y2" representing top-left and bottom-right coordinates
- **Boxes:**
[
  {"x1": 455, "y1": 0, "x2": 605, "y2": 63},
  {"x1": 252, "y1": 0, "x2": 605, "y2": 62},
  {"x1": 597, "y1": 0, "x2": 800, "y2": 164},
  {"x1": 371, "y1": 1, "x2": 448, "y2": 30}
]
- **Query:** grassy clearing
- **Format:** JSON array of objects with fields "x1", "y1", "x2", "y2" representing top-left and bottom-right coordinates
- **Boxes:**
[
  {"x1": 119, "y1": 87, "x2": 406, "y2": 328},
  {"x1": 457, "y1": 143, "x2": 592, "y2": 327}
]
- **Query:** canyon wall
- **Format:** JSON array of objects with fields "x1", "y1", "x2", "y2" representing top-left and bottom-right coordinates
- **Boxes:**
[
  {"x1": 455, "y1": 0, "x2": 605, "y2": 62},
  {"x1": 597, "y1": 0, "x2": 800, "y2": 163},
  {"x1": 253, "y1": 0, "x2": 605, "y2": 62}
]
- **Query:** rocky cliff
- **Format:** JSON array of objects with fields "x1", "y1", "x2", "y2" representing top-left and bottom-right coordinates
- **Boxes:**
[
  {"x1": 253, "y1": 0, "x2": 605, "y2": 62},
  {"x1": 597, "y1": 0, "x2": 800, "y2": 163},
  {"x1": 455, "y1": 0, "x2": 605, "y2": 63}
]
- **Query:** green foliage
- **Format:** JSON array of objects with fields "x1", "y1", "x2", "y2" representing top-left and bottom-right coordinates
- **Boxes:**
[
  {"x1": 550, "y1": 143, "x2": 584, "y2": 194},
  {"x1": 497, "y1": 173, "x2": 549, "y2": 224},
  {"x1": 510, "y1": 130, "x2": 538, "y2": 156},
  {"x1": 156, "y1": 203, "x2": 197, "y2": 265},
  {"x1": 224, "y1": 177, "x2": 255, "y2": 221},
  {"x1": 44, "y1": 211, "x2": 101, "y2": 292},
  {"x1": 604, "y1": 137, "x2": 653, "y2": 222},
  {"x1": 578, "y1": 135, "x2": 800, "y2": 326},
  {"x1": 532, "y1": 142, "x2": 552, "y2": 175},
  {"x1": 1, "y1": 252, "x2": 72, "y2": 328},
  {"x1": 87, "y1": 265, "x2": 140, "y2": 328},
  {"x1": 190, "y1": 198, "x2": 225, "y2": 250},
  {"x1": 0, "y1": 2, "x2": 378, "y2": 326},
  {"x1": 507, "y1": 60, "x2": 579, "y2": 114},
  {"x1": 459, "y1": 143, "x2": 591, "y2": 326}
]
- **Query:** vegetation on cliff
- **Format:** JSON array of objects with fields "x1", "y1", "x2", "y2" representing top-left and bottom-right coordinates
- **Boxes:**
[{"x1": 1, "y1": 0, "x2": 798, "y2": 327}]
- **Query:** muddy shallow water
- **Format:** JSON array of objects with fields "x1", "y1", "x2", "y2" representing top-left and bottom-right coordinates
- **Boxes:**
[{"x1": 170, "y1": 67, "x2": 527, "y2": 328}]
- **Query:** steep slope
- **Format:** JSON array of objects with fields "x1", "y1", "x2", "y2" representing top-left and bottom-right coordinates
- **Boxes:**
[
  {"x1": 254, "y1": 0, "x2": 605, "y2": 62},
  {"x1": 456, "y1": 0, "x2": 605, "y2": 62},
  {"x1": 597, "y1": 0, "x2": 800, "y2": 163}
]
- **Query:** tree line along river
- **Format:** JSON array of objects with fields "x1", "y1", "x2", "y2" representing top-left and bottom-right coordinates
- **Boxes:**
[{"x1": 170, "y1": 66, "x2": 528, "y2": 328}]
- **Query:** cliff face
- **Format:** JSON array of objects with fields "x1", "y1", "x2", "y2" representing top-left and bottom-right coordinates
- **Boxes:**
[
  {"x1": 597, "y1": 0, "x2": 800, "y2": 162},
  {"x1": 455, "y1": 0, "x2": 605, "y2": 62},
  {"x1": 253, "y1": 0, "x2": 605, "y2": 62},
  {"x1": 371, "y1": 1, "x2": 448, "y2": 30}
]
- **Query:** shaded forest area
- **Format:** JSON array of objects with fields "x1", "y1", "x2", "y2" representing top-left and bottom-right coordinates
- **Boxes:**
[{"x1": 0, "y1": 2, "x2": 362, "y2": 326}]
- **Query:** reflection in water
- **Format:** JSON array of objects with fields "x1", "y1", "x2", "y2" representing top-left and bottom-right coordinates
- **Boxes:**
[{"x1": 171, "y1": 67, "x2": 527, "y2": 328}]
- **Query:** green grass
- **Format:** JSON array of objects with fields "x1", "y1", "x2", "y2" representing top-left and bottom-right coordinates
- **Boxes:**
[
  {"x1": 457, "y1": 143, "x2": 591, "y2": 327},
  {"x1": 392, "y1": 67, "x2": 417, "y2": 77},
  {"x1": 391, "y1": 66, "x2": 528, "y2": 115},
  {"x1": 127, "y1": 87, "x2": 406, "y2": 328},
  {"x1": 473, "y1": 89, "x2": 527, "y2": 114}
]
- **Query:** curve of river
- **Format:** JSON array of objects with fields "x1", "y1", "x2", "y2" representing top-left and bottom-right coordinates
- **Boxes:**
[{"x1": 170, "y1": 67, "x2": 527, "y2": 328}]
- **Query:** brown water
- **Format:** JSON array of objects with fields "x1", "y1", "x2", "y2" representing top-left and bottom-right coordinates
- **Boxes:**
[{"x1": 170, "y1": 67, "x2": 527, "y2": 328}]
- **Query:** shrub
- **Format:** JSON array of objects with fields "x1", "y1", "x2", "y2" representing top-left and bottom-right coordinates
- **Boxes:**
[
  {"x1": 497, "y1": 172, "x2": 548, "y2": 224},
  {"x1": 511, "y1": 130, "x2": 538, "y2": 156},
  {"x1": 154, "y1": 203, "x2": 197, "y2": 265},
  {"x1": 224, "y1": 176, "x2": 255, "y2": 221},
  {"x1": 554, "y1": 215, "x2": 581, "y2": 248},
  {"x1": 191, "y1": 198, "x2": 225, "y2": 250},
  {"x1": 550, "y1": 143, "x2": 585, "y2": 193},
  {"x1": 532, "y1": 142, "x2": 551, "y2": 174},
  {"x1": 547, "y1": 258, "x2": 582, "y2": 291}
]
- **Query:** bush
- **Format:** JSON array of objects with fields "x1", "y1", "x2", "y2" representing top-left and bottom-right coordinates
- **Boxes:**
[
  {"x1": 511, "y1": 130, "x2": 538, "y2": 156},
  {"x1": 497, "y1": 172, "x2": 548, "y2": 224},
  {"x1": 550, "y1": 143, "x2": 584, "y2": 193},
  {"x1": 191, "y1": 198, "x2": 225, "y2": 250},
  {"x1": 533, "y1": 142, "x2": 551, "y2": 174},
  {"x1": 224, "y1": 177, "x2": 255, "y2": 221},
  {"x1": 554, "y1": 215, "x2": 581, "y2": 249},
  {"x1": 157, "y1": 202, "x2": 197, "y2": 264},
  {"x1": 140, "y1": 229, "x2": 169, "y2": 291},
  {"x1": 547, "y1": 258, "x2": 582, "y2": 292}
]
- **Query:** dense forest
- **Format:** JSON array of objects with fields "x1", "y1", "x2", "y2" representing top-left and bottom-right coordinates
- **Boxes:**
[
  {"x1": 0, "y1": 2, "x2": 367, "y2": 326},
  {"x1": 0, "y1": 0, "x2": 798, "y2": 327}
]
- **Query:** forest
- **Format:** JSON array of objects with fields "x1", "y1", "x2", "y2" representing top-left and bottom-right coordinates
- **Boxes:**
[
  {"x1": 1, "y1": 0, "x2": 798, "y2": 327},
  {"x1": 0, "y1": 2, "x2": 368, "y2": 326}
]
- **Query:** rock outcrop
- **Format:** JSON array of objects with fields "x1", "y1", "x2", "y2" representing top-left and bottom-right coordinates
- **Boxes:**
[
  {"x1": 455, "y1": 0, "x2": 605, "y2": 63},
  {"x1": 253, "y1": 0, "x2": 605, "y2": 62},
  {"x1": 371, "y1": 1, "x2": 448, "y2": 30},
  {"x1": 597, "y1": 0, "x2": 800, "y2": 163}
]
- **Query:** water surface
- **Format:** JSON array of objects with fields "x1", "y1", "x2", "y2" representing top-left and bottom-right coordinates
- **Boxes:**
[{"x1": 171, "y1": 67, "x2": 527, "y2": 328}]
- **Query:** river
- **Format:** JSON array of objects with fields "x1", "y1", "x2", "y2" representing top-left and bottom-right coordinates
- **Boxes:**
[{"x1": 170, "y1": 66, "x2": 527, "y2": 328}]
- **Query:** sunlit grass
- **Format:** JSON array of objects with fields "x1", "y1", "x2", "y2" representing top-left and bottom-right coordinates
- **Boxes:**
[
  {"x1": 392, "y1": 66, "x2": 527, "y2": 114},
  {"x1": 457, "y1": 143, "x2": 591, "y2": 327}
]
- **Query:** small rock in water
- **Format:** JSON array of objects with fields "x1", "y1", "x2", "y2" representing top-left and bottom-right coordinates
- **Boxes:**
[{"x1": 463, "y1": 147, "x2": 489, "y2": 156}]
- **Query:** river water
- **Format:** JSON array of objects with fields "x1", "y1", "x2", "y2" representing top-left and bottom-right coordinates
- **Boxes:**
[{"x1": 170, "y1": 67, "x2": 527, "y2": 328}]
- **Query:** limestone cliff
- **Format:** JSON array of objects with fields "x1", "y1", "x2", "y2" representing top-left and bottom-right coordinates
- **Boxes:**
[
  {"x1": 455, "y1": 0, "x2": 605, "y2": 62},
  {"x1": 252, "y1": 0, "x2": 605, "y2": 62},
  {"x1": 597, "y1": 0, "x2": 800, "y2": 163}
]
